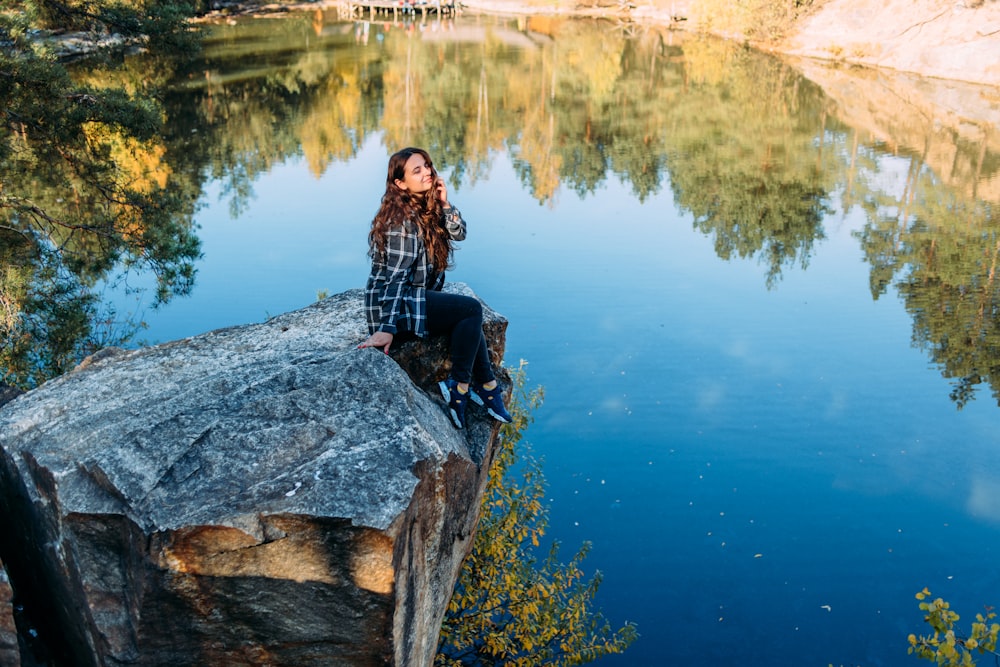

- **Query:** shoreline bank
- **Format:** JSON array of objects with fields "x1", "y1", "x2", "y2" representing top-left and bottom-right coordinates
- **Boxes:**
[{"x1": 192, "y1": 0, "x2": 1000, "y2": 88}]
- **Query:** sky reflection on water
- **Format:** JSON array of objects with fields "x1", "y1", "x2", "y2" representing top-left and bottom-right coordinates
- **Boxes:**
[{"x1": 117, "y1": 133, "x2": 1000, "y2": 666}]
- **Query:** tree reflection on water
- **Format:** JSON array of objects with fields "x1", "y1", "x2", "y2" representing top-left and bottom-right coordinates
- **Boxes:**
[
  {"x1": 2, "y1": 10, "x2": 999, "y2": 406},
  {"x1": 1, "y1": 21, "x2": 202, "y2": 388}
]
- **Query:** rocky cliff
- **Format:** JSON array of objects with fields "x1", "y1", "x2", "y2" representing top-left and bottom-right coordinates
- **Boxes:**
[
  {"x1": 779, "y1": 0, "x2": 1000, "y2": 88},
  {"x1": 0, "y1": 284, "x2": 507, "y2": 666}
]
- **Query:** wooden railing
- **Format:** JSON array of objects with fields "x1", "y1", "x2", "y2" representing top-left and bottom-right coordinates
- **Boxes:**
[{"x1": 343, "y1": 0, "x2": 458, "y2": 19}]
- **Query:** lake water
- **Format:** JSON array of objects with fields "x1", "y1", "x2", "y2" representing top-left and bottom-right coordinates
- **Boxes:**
[{"x1": 71, "y1": 10, "x2": 1000, "y2": 666}]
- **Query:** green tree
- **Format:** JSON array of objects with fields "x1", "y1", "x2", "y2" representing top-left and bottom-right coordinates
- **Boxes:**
[
  {"x1": 436, "y1": 366, "x2": 638, "y2": 666},
  {"x1": 9, "y1": 0, "x2": 196, "y2": 42},
  {"x1": 1, "y1": 0, "x2": 202, "y2": 387},
  {"x1": 909, "y1": 588, "x2": 1000, "y2": 666}
]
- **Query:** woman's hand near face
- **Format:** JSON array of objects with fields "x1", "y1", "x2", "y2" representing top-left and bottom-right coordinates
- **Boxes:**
[
  {"x1": 435, "y1": 178, "x2": 449, "y2": 207},
  {"x1": 358, "y1": 331, "x2": 393, "y2": 354}
]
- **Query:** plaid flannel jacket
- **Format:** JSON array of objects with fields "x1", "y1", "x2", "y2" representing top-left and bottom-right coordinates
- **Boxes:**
[{"x1": 364, "y1": 205, "x2": 466, "y2": 338}]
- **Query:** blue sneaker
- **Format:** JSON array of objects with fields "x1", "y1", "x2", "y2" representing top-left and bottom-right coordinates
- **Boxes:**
[
  {"x1": 470, "y1": 382, "x2": 512, "y2": 423},
  {"x1": 439, "y1": 379, "x2": 468, "y2": 428}
]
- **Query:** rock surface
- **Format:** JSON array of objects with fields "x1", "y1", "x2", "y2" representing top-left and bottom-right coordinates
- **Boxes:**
[
  {"x1": 0, "y1": 560, "x2": 19, "y2": 667},
  {"x1": 0, "y1": 387, "x2": 24, "y2": 667},
  {"x1": 0, "y1": 284, "x2": 507, "y2": 666},
  {"x1": 779, "y1": 0, "x2": 1000, "y2": 87},
  {"x1": 204, "y1": 0, "x2": 1000, "y2": 87},
  {"x1": 452, "y1": 0, "x2": 1000, "y2": 87}
]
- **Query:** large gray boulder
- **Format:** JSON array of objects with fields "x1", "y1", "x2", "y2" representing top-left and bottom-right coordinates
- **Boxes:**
[{"x1": 0, "y1": 284, "x2": 508, "y2": 666}]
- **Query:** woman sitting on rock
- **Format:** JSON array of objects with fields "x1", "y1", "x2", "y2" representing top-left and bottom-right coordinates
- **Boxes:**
[{"x1": 357, "y1": 147, "x2": 511, "y2": 429}]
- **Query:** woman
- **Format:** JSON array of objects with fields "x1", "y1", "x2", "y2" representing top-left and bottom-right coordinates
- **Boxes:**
[{"x1": 358, "y1": 147, "x2": 511, "y2": 429}]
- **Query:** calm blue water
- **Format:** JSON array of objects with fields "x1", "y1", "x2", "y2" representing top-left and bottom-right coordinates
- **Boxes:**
[{"x1": 113, "y1": 134, "x2": 1000, "y2": 665}]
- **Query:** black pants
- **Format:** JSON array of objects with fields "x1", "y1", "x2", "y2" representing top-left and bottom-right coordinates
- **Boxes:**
[{"x1": 425, "y1": 290, "x2": 494, "y2": 385}]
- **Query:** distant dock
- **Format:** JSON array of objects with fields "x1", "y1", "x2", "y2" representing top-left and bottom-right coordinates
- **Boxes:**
[{"x1": 343, "y1": 0, "x2": 458, "y2": 19}]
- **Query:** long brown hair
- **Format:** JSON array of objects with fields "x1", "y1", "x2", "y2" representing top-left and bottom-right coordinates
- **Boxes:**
[{"x1": 369, "y1": 147, "x2": 452, "y2": 273}]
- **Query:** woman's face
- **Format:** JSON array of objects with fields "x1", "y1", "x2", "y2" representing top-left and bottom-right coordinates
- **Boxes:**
[{"x1": 394, "y1": 153, "x2": 435, "y2": 194}]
